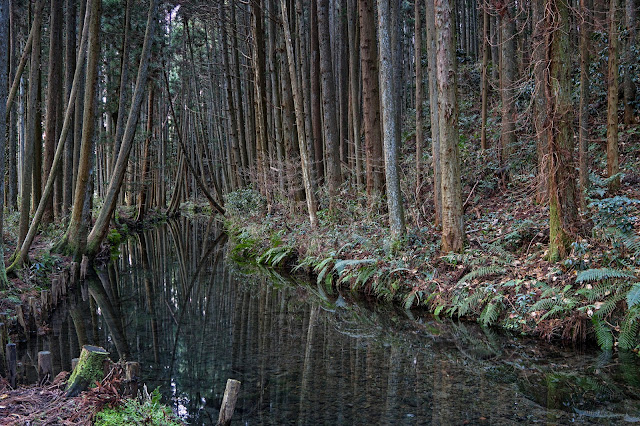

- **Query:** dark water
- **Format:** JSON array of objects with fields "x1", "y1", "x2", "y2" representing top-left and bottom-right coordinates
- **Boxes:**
[{"x1": 14, "y1": 219, "x2": 640, "y2": 424}]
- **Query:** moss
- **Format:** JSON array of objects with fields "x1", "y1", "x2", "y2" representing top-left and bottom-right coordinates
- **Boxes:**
[
  {"x1": 66, "y1": 345, "x2": 110, "y2": 397},
  {"x1": 95, "y1": 388, "x2": 183, "y2": 425}
]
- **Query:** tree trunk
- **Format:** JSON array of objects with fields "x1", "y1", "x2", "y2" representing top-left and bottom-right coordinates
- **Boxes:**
[
  {"x1": 280, "y1": 0, "x2": 319, "y2": 228},
  {"x1": 480, "y1": 3, "x2": 489, "y2": 151},
  {"x1": 348, "y1": 0, "x2": 363, "y2": 191},
  {"x1": 135, "y1": 85, "x2": 154, "y2": 222},
  {"x1": 111, "y1": 0, "x2": 132, "y2": 174},
  {"x1": 435, "y1": 0, "x2": 464, "y2": 253},
  {"x1": 532, "y1": 0, "x2": 548, "y2": 203},
  {"x1": 377, "y1": 0, "x2": 406, "y2": 239},
  {"x1": 58, "y1": 0, "x2": 101, "y2": 259},
  {"x1": 318, "y1": 0, "x2": 343, "y2": 210},
  {"x1": 579, "y1": 0, "x2": 592, "y2": 208},
  {"x1": 7, "y1": 0, "x2": 17, "y2": 211},
  {"x1": 17, "y1": 0, "x2": 44, "y2": 250},
  {"x1": 359, "y1": 0, "x2": 385, "y2": 198},
  {"x1": 310, "y1": 0, "x2": 324, "y2": 185},
  {"x1": 544, "y1": 0, "x2": 578, "y2": 262},
  {"x1": 415, "y1": 0, "x2": 424, "y2": 196},
  {"x1": 499, "y1": 0, "x2": 516, "y2": 169},
  {"x1": 426, "y1": 0, "x2": 441, "y2": 226},
  {"x1": 607, "y1": 0, "x2": 620, "y2": 192},
  {"x1": 623, "y1": 0, "x2": 636, "y2": 125},
  {"x1": 43, "y1": 0, "x2": 64, "y2": 224},
  {"x1": 0, "y1": 0, "x2": 10, "y2": 287},
  {"x1": 221, "y1": 4, "x2": 241, "y2": 190},
  {"x1": 84, "y1": 0, "x2": 158, "y2": 256}
]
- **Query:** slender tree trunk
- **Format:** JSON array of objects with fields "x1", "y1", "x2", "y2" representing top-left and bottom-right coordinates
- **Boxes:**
[
  {"x1": 0, "y1": 0, "x2": 10, "y2": 287},
  {"x1": 426, "y1": 0, "x2": 441, "y2": 226},
  {"x1": 310, "y1": 0, "x2": 324, "y2": 185},
  {"x1": 251, "y1": 0, "x2": 270, "y2": 198},
  {"x1": 8, "y1": 0, "x2": 17, "y2": 211},
  {"x1": 480, "y1": 3, "x2": 489, "y2": 151},
  {"x1": 85, "y1": 0, "x2": 159, "y2": 256},
  {"x1": 435, "y1": 0, "x2": 464, "y2": 253},
  {"x1": 545, "y1": 0, "x2": 578, "y2": 261},
  {"x1": 318, "y1": 0, "x2": 343, "y2": 210},
  {"x1": 221, "y1": 5, "x2": 241, "y2": 190},
  {"x1": 607, "y1": 0, "x2": 620, "y2": 191},
  {"x1": 348, "y1": 0, "x2": 363, "y2": 191},
  {"x1": 63, "y1": 0, "x2": 76, "y2": 216},
  {"x1": 135, "y1": 85, "x2": 154, "y2": 222},
  {"x1": 377, "y1": 0, "x2": 406, "y2": 239},
  {"x1": 533, "y1": 0, "x2": 548, "y2": 203},
  {"x1": 623, "y1": 0, "x2": 636, "y2": 125},
  {"x1": 579, "y1": 0, "x2": 592, "y2": 208},
  {"x1": 280, "y1": 0, "x2": 319, "y2": 228},
  {"x1": 359, "y1": 0, "x2": 385, "y2": 198},
  {"x1": 17, "y1": 0, "x2": 44, "y2": 249},
  {"x1": 499, "y1": 0, "x2": 516, "y2": 169},
  {"x1": 111, "y1": 0, "x2": 132, "y2": 173},
  {"x1": 230, "y1": 3, "x2": 249, "y2": 176},
  {"x1": 415, "y1": 0, "x2": 424, "y2": 196},
  {"x1": 43, "y1": 0, "x2": 64, "y2": 224}
]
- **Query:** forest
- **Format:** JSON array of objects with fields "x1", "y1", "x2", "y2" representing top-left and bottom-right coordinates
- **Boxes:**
[{"x1": 0, "y1": 0, "x2": 639, "y2": 357}]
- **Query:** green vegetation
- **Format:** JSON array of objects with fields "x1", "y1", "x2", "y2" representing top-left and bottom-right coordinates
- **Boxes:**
[{"x1": 95, "y1": 388, "x2": 183, "y2": 426}]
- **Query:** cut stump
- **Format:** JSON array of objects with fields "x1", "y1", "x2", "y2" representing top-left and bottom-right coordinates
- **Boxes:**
[{"x1": 65, "y1": 345, "x2": 110, "y2": 397}]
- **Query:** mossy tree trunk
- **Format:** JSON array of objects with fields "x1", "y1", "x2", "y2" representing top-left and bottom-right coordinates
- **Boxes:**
[
  {"x1": 544, "y1": 0, "x2": 579, "y2": 262},
  {"x1": 66, "y1": 345, "x2": 109, "y2": 397}
]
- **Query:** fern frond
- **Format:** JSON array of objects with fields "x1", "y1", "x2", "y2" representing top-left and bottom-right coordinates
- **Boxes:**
[
  {"x1": 482, "y1": 243, "x2": 514, "y2": 263},
  {"x1": 576, "y1": 282, "x2": 619, "y2": 302},
  {"x1": 627, "y1": 284, "x2": 640, "y2": 308},
  {"x1": 576, "y1": 268, "x2": 636, "y2": 283},
  {"x1": 618, "y1": 307, "x2": 640, "y2": 350},
  {"x1": 594, "y1": 292, "x2": 626, "y2": 320},
  {"x1": 457, "y1": 291, "x2": 486, "y2": 317},
  {"x1": 479, "y1": 297, "x2": 503, "y2": 327},
  {"x1": 333, "y1": 259, "x2": 376, "y2": 276},
  {"x1": 592, "y1": 317, "x2": 614, "y2": 350},
  {"x1": 530, "y1": 298, "x2": 559, "y2": 312},
  {"x1": 458, "y1": 266, "x2": 505, "y2": 285}
]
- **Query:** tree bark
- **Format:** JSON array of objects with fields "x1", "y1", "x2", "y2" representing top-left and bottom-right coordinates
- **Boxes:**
[
  {"x1": 377, "y1": 0, "x2": 406, "y2": 239},
  {"x1": 348, "y1": 0, "x2": 363, "y2": 191},
  {"x1": 435, "y1": 0, "x2": 464, "y2": 253},
  {"x1": 480, "y1": 3, "x2": 489, "y2": 151},
  {"x1": 415, "y1": 0, "x2": 424, "y2": 195},
  {"x1": 111, "y1": 0, "x2": 132, "y2": 174},
  {"x1": 623, "y1": 0, "x2": 636, "y2": 125},
  {"x1": 63, "y1": 0, "x2": 76, "y2": 216},
  {"x1": 318, "y1": 0, "x2": 343, "y2": 210},
  {"x1": 135, "y1": 85, "x2": 154, "y2": 222},
  {"x1": 544, "y1": 0, "x2": 578, "y2": 262},
  {"x1": 607, "y1": 0, "x2": 620, "y2": 192},
  {"x1": 533, "y1": 0, "x2": 548, "y2": 203},
  {"x1": 0, "y1": 0, "x2": 10, "y2": 287},
  {"x1": 359, "y1": 0, "x2": 385, "y2": 198},
  {"x1": 426, "y1": 0, "x2": 441, "y2": 226},
  {"x1": 310, "y1": 0, "x2": 324, "y2": 185},
  {"x1": 499, "y1": 0, "x2": 516, "y2": 169},
  {"x1": 280, "y1": 0, "x2": 319, "y2": 228},
  {"x1": 43, "y1": 0, "x2": 64, "y2": 224},
  {"x1": 579, "y1": 0, "x2": 592, "y2": 208}
]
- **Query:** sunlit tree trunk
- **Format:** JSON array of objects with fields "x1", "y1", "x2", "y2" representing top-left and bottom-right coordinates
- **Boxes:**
[
  {"x1": 544, "y1": 0, "x2": 578, "y2": 262},
  {"x1": 435, "y1": 0, "x2": 464, "y2": 253},
  {"x1": 607, "y1": 0, "x2": 620, "y2": 192},
  {"x1": 377, "y1": 0, "x2": 405, "y2": 239}
]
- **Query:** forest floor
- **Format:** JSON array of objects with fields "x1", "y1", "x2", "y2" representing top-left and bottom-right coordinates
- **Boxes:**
[{"x1": 226, "y1": 118, "x2": 640, "y2": 350}]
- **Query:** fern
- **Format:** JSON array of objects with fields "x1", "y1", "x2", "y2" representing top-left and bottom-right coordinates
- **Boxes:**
[
  {"x1": 482, "y1": 243, "x2": 514, "y2": 263},
  {"x1": 479, "y1": 297, "x2": 503, "y2": 326},
  {"x1": 333, "y1": 259, "x2": 376, "y2": 276},
  {"x1": 592, "y1": 317, "x2": 614, "y2": 350},
  {"x1": 627, "y1": 284, "x2": 640, "y2": 308},
  {"x1": 618, "y1": 307, "x2": 640, "y2": 350},
  {"x1": 457, "y1": 266, "x2": 505, "y2": 285},
  {"x1": 576, "y1": 268, "x2": 636, "y2": 283},
  {"x1": 576, "y1": 282, "x2": 620, "y2": 302},
  {"x1": 530, "y1": 297, "x2": 560, "y2": 312},
  {"x1": 594, "y1": 292, "x2": 626, "y2": 320},
  {"x1": 457, "y1": 291, "x2": 486, "y2": 317}
]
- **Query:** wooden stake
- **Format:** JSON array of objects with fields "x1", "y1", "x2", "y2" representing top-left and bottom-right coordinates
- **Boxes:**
[
  {"x1": 16, "y1": 305, "x2": 28, "y2": 335},
  {"x1": 7, "y1": 343, "x2": 17, "y2": 388},
  {"x1": 38, "y1": 351, "x2": 53, "y2": 384},
  {"x1": 216, "y1": 379, "x2": 241, "y2": 426},
  {"x1": 125, "y1": 361, "x2": 140, "y2": 397}
]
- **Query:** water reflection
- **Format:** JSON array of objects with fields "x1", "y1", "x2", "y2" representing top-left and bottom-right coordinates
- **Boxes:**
[{"x1": 15, "y1": 218, "x2": 640, "y2": 424}]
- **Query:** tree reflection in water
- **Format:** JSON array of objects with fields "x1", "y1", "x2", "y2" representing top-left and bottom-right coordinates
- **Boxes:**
[{"x1": 15, "y1": 218, "x2": 640, "y2": 424}]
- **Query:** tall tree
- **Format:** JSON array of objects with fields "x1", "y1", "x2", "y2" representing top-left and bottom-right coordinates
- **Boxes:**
[
  {"x1": 480, "y1": 1, "x2": 489, "y2": 150},
  {"x1": 578, "y1": 0, "x2": 592, "y2": 208},
  {"x1": 0, "y1": 0, "x2": 10, "y2": 287},
  {"x1": 280, "y1": 0, "x2": 319, "y2": 228},
  {"x1": 359, "y1": 0, "x2": 385, "y2": 198},
  {"x1": 63, "y1": 0, "x2": 76, "y2": 216},
  {"x1": 623, "y1": 0, "x2": 636, "y2": 125},
  {"x1": 532, "y1": 0, "x2": 548, "y2": 203},
  {"x1": 607, "y1": 0, "x2": 620, "y2": 191},
  {"x1": 543, "y1": 0, "x2": 578, "y2": 261},
  {"x1": 415, "y1": 0, "x2": 424, "y2": 194},
  {"x1": 317, "y1": 0, "x2": 342, "y2": 209},
  {"x1": 435, "y1": 0, "x2": 464, "y2": 253},
  {"x1": 43, "y1": 0, "x2": 64, "y2": 223},
  {"x1": 499, "y1": 0, "x2": 516, "y2": 169},
  {"x1": 378, "y1": 0, "x2": 405, "y2": 239},
  {"x1": 17, "y1": 0, "x2": 44, "y2": 250},
  {"x1": 426, "y1": 0, "x2": 441, "y2": 226}
]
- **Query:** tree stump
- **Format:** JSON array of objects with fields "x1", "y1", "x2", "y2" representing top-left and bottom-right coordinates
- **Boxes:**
[
  {"x1": 6, "y1": 343, "x2": 16, "y2": 389},
  {"x1": 216, "y1": 379, "x2": 241, "y2": 426},
  {"x1": 125, "y1": 361, "x2": 140, "y2": 397},
  {"x1": 65, "y1": 345, "x2": 110, "y2": 397}
]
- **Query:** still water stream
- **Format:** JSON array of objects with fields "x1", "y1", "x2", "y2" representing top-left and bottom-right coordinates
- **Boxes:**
[{"x1": 14, "y1": 219, "x2": 640, "y2": 424}]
